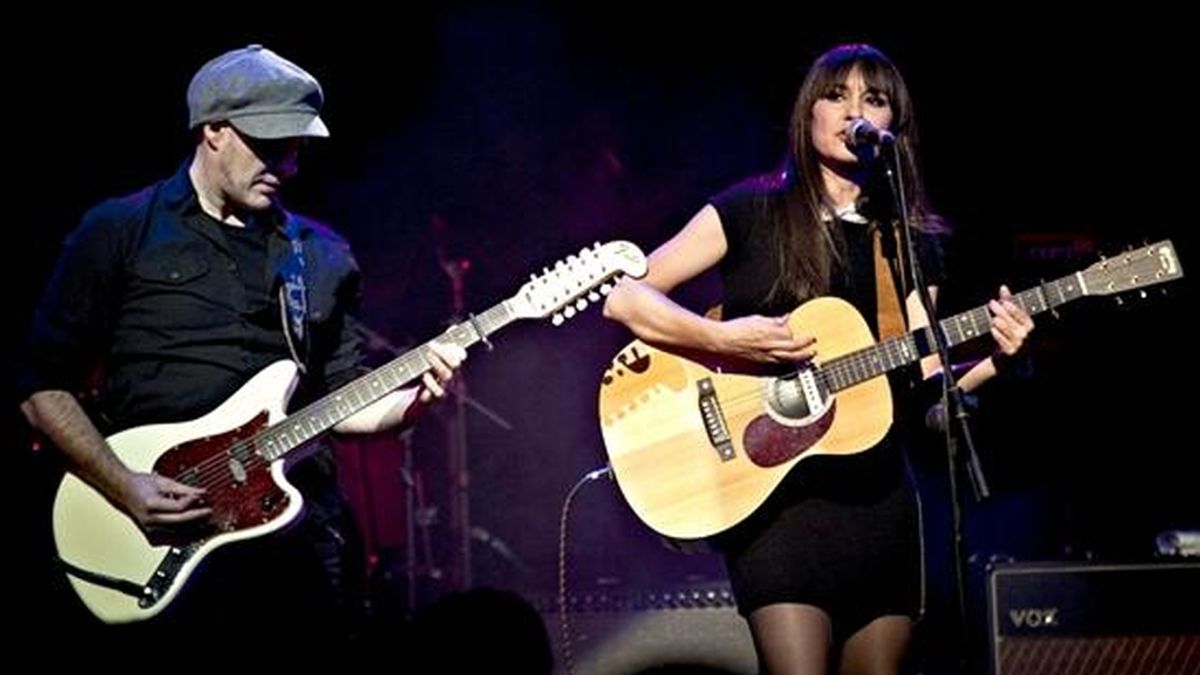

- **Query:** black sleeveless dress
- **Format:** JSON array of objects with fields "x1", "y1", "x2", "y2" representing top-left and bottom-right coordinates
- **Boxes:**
[{"x1": 710, "y1": 178, "x2": 945, "y2": 643}]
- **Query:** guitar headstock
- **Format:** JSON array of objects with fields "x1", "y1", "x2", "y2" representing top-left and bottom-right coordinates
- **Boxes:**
[
  {"x1": 510, "y1": 240, "x2": 648, "y2": 324},
  {"x1": 1081, "y1": 240, "x2": 1184, "y2": 296}
]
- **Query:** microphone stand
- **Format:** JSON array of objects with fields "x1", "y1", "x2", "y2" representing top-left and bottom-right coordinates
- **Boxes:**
[
  {"x1": 437, "y1": 251, "x2": 518, "y2": 591},
  {"x1": 876, "y1": 139, "x2": 989, "y2": 674},
  {"x1": 443, "y1": 255, "x2": 473, "y2": 591},
  {"x1": 352, "y1": 320, "x2": 442, "y2": 612},
  {"x1": 353, "y1": 317, "x2": 513, "y2": 603}
]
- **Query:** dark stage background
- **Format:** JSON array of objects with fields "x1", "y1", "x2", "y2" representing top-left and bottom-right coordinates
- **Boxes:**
[{"x1": 8, "y1": 7, "x2": 1196, "y2": 669}]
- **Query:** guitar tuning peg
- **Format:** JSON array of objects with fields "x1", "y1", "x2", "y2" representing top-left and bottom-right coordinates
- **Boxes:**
[
  {"x1": 1115, "y1": 296, "x2": 1124, "y2": 306},
  {"x1": 552, "y1": 313, "x2": 564, "y2": 326},
  {"x1": 575, "y1": 298, "x2": 588, "y2": 311},
  {"x1": 563, "y1": 306, "x2": 577, "y2": 319},
  {"x1": 600, "y1": 282, "x2": 613, "y2": 295},
  {"x1": 587, "y1": 291, "x2": 600, "y2": 302},
  {"x1": 1139, "y1": 290, "x2": 1148, "y2": 299}
]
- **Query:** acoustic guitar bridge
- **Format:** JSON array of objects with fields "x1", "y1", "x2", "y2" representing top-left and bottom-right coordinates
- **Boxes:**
[{"x1": 697, "y1": 378, "x2": 735, "y2": 461}]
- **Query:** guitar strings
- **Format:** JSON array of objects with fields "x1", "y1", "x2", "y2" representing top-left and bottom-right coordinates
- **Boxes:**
[
  {"x1": 175, "y1": 254, "x2": 1167, "y2": 491},
  {"x1": 165, "y1": 351, "x2": 438, "y2": 488},
  {"x1": 159, "y1": 298, "x2": 518, "y2": 490},
  {"x1": 643, "y1": 257, "x2": 1163, "y2": 414}
]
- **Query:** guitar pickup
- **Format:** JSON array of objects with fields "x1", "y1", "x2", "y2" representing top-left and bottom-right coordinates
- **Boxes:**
[{"x1": 697, "y1": 378, "x2": 735, "y2": 461}]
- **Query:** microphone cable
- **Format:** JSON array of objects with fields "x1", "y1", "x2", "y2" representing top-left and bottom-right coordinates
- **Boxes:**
[{"x1": 557, "y1": 464, "x2": 612, "y2": 675}]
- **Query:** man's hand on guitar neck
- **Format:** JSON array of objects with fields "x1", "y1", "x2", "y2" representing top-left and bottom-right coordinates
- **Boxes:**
[
  {"x1": 342, "y1": 340, "x2": 469, "y2": 434},
  {"x1": 415, "y1": 341, "x2": 466, "y2": 403}
]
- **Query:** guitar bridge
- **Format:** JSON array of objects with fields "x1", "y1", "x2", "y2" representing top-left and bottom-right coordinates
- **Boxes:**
[
  {"x1": 697, "y1": 378, "x2": 735, "y2": 461},
  {"x1": 139, "y1": 542, "x2": 200, "y2": 609}
]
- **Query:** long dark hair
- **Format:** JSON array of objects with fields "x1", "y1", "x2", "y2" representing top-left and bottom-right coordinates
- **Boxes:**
[{"x1": 767, "y1": 43, "x2": 939, "y2": 303}]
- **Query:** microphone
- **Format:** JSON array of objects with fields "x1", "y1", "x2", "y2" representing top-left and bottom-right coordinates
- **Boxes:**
[{"x1": 846, "y1": 118, "x2": 895, "y2": 149}]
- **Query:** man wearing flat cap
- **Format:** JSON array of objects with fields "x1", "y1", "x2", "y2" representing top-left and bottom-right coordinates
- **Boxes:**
[{"x1": 20, "y1": 44, "x2": 463, "y2": 646}]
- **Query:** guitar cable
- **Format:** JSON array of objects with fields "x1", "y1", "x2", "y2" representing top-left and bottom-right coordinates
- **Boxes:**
[{"x1": 557, "y1": 464, "x2": 612, "y2": 675}]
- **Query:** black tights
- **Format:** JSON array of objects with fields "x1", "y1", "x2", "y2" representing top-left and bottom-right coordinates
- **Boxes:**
[{"x1": 748, "y1": 603, "x2": 911, "y2": 675}]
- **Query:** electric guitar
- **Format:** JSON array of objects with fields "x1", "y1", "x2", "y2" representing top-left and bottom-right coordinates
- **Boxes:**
[
  {"x1": 53, "y1": 241, "x2": 647, "y2": 623},
  {"x1": 598, "y1": 240, "x2": 1183, "y2": 540}
]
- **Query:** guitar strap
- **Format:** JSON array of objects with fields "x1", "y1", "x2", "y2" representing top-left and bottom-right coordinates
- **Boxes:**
[
  {"x1": 873, "y1": 221, "x2": 909, "y2": 340},
  {"x1": 278, "y1": 215, "x2": 310, "y2": 374},
  {"x1": 833, "y1": 205, "x2": 909, "y2": 340},
  {"x1": 57, "y1": 556, "x2": 144, "y2": 598}
]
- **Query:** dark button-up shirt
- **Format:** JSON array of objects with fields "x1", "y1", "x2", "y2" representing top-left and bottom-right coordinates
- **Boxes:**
[{"x1": 21, "y1": 161, "x2": 364, "y2": 434}]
